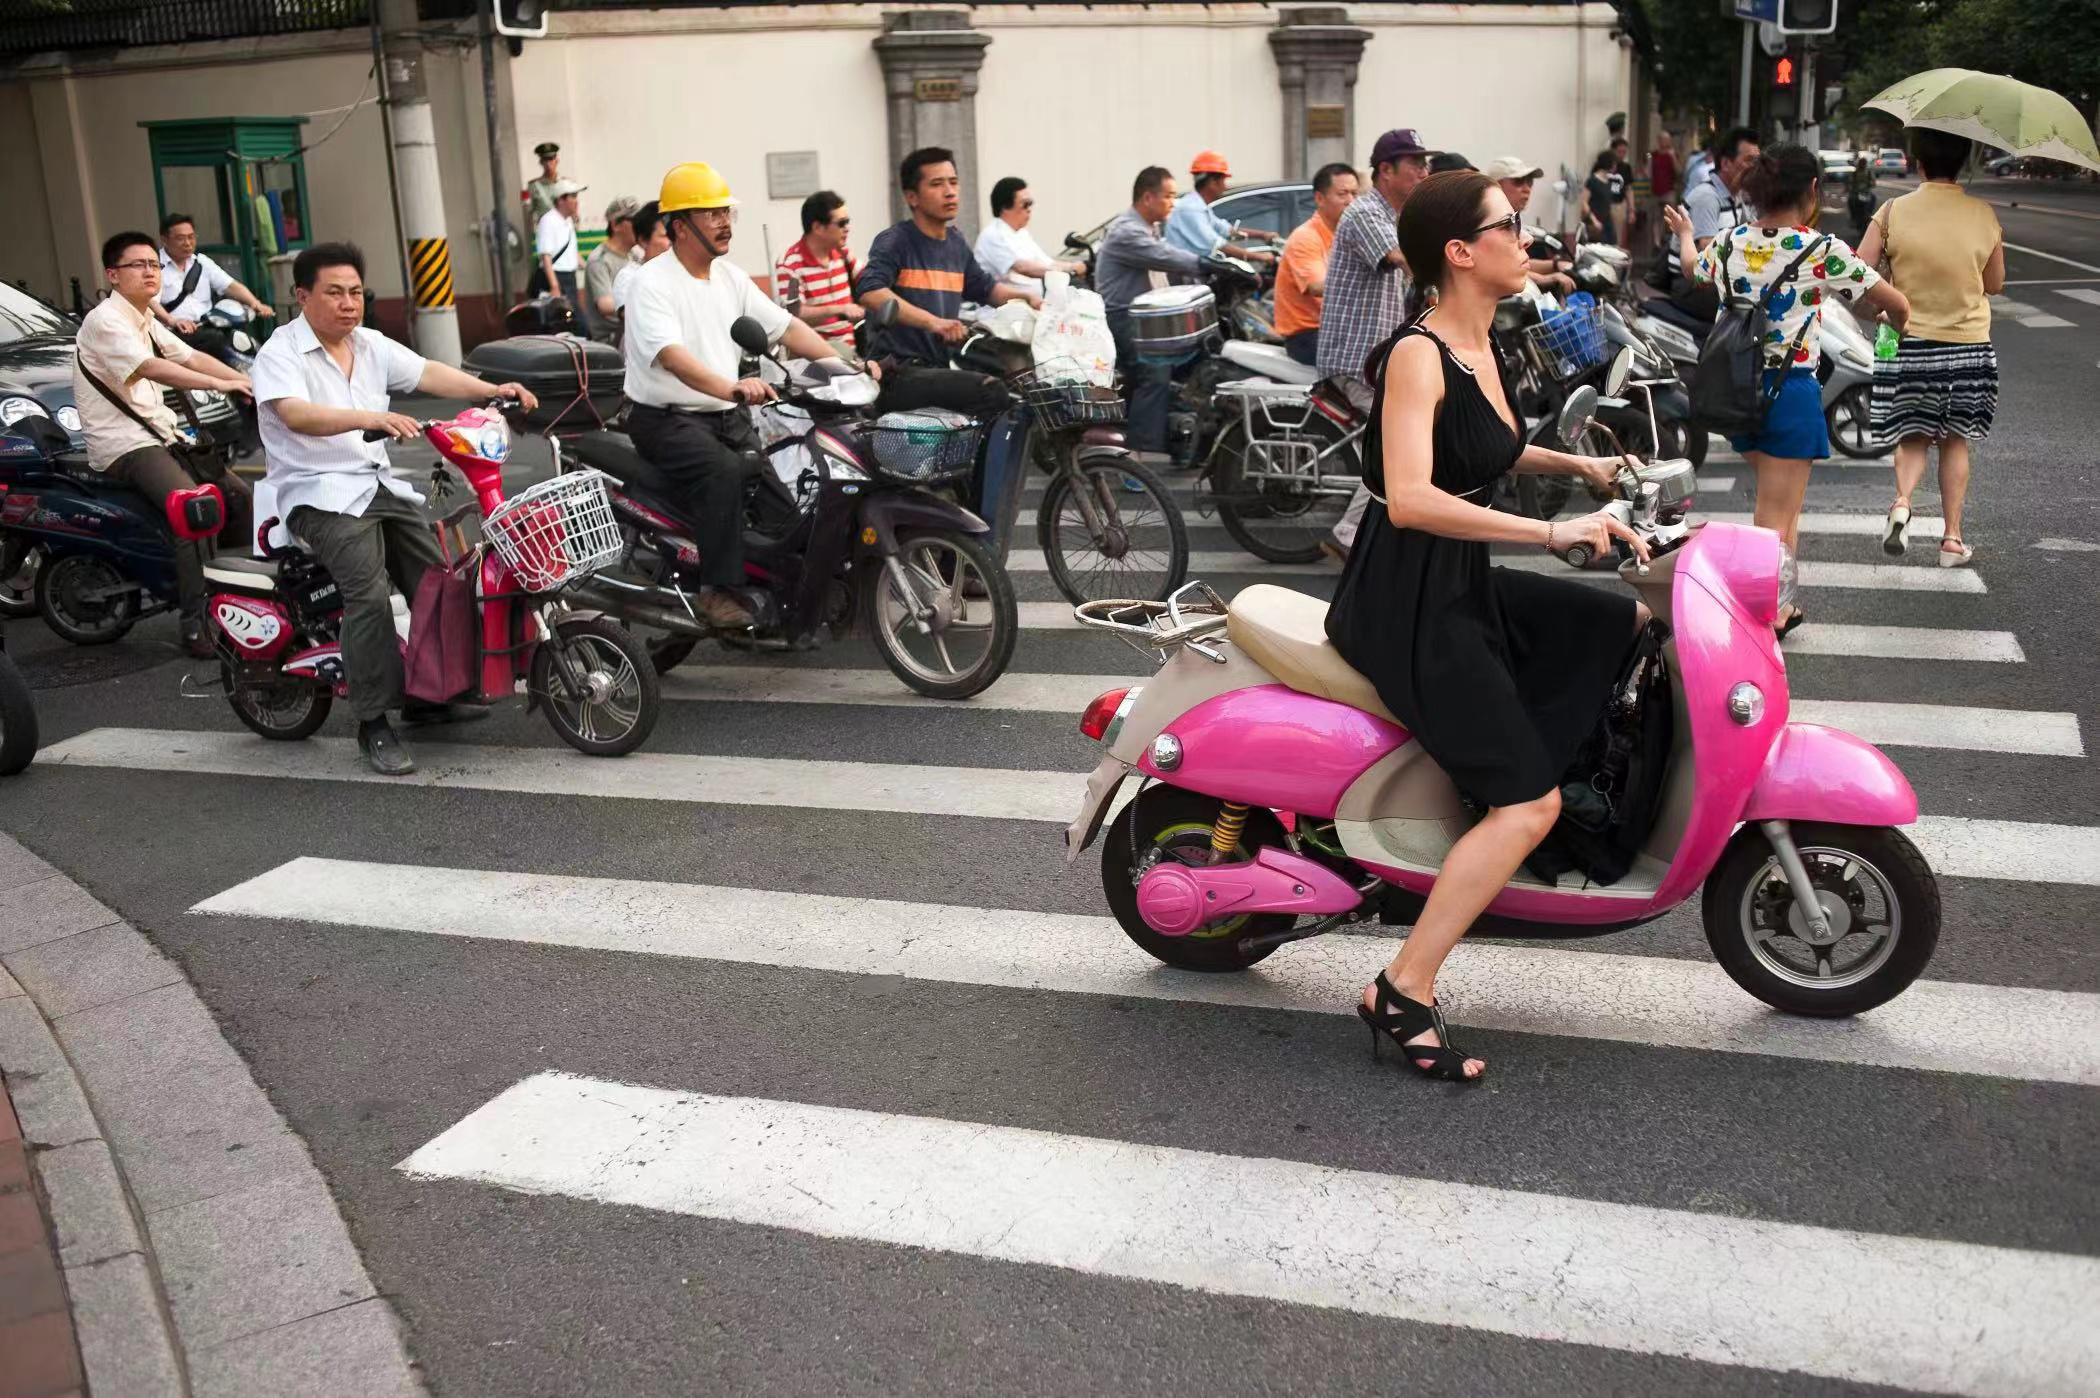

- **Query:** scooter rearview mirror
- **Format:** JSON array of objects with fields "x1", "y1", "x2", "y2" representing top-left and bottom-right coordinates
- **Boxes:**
[
  {"x1": 1605, "y1": 346, "x2": 1636, "y2": 398},
  {"x1": 1557, "y1": 386, "x2": 1599, "y2": 448},
  {"x1": 729, "y1": 316, "x2": 772, "y2": 358}
]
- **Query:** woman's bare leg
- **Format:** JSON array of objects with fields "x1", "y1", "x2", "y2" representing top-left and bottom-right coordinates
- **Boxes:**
[
  {"x1": 1890, "y1": 435, "x2": 1931, "y2": 510},
  {"x1": 1751, "y1": 451, "x2": 1814, "y2": 555},
  {"x1": 1938, "y1": 436, "x2": 1972, "y2": 547},
  {"x1": 1367, "y1": 788, "x2": 1563, "y2": 1078}
]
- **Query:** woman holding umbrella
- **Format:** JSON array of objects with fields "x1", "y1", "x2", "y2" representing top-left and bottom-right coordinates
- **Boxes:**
[{"x1": 1857, "y1": 128, "x2": 2004, "y2": 569}]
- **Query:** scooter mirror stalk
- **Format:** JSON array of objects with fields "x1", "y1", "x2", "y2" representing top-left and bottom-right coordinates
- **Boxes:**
[{"x1": 1557, "y1": 386, "x2": 1599, "y2": 448}]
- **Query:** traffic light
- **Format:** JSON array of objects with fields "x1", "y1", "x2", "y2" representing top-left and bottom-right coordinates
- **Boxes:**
[
  {"x1": 494, "y1": 0, "x2": 549, "y2": 39},
  {"x1": 1775, "y1": 55, "x2": 1796, "y2": 86},
  {"x1": 1776, "y1": 0, "x2": 1838, "y2": 35}
]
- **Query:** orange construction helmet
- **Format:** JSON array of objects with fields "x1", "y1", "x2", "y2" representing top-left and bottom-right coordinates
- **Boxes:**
[{"x1": 1190, "y1": 150, "x2": 1231, "y2": 177}]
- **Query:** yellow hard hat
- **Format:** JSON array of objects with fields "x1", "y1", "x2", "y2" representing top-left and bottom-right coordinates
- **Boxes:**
[{"x1": 659, "y1": 162, "x2": 738, "y2": 214}]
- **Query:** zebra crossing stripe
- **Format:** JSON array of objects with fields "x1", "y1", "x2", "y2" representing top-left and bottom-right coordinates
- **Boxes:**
[
  {"x1": 193, "y1": 856, "x2": 2100, "y2": 1086},
  {"x1": 50, "y1": 729, "x2": 2100, "y2": 884},
  {"x1": 399, "y1": 1072, "x2": 2100, "y2": 1395},
  {"x1": 661, "y1": 668, "x2": 1132, "y2": 711},
  {"x1": 1705, "y1": 512, "x2": 1946, "y2": 537},
  {"x1": 1487, "y1": 554, "x2": 1989, "y2": 592},
  {"x1": 1789, "y1": 701, "x2": 2082, "y2": 756}
]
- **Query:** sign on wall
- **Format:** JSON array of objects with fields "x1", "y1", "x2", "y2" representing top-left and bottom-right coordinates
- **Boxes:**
[
  {"x1": 914, "y1": 77, "x2": 962, "y2": 103},
  {"x1": 1306, "y1": 104, "x2": 1346, "y2": 139},
  {"x1": 766, "y1": 151, "x2": 822, "y2": 201}
]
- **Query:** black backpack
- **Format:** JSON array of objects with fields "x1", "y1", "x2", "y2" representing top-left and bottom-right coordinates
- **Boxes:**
[
  {"x1": 1688, "y1": 232, "x2": 1828, "y2": 439},
  {"x1": 1525, "y1": 621, "x2": 1675, "y2": 888}
]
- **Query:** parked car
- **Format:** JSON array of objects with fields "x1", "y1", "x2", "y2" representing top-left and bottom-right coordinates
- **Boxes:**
[
  {"x1": 1875, "y1": 148, "x2": 1910, "y2": 176},
  {"x1": 0, "y1": 281, "x2": 245, "y2": 464}
]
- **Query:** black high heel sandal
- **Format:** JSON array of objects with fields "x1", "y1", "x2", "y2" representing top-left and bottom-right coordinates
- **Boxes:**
[{"x1": 1356, "y1": 972, "x2": 1483, "y2": 1082}]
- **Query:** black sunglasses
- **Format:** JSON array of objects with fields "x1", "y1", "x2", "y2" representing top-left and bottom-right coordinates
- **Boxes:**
[{"x1": 1468, "y1": 212, "x2": 1524, "y2": 239}]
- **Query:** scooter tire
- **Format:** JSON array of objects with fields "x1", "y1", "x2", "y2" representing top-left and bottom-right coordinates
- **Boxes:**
[
  {"x1": 225, "y1": 667, "x2": 332, "y2": 742},
  {"x1": 0, "y1": 540, "x2": 39, "y2": 620},
  {"x1": 865, "y1": 530, "x2": 1016, "y2": 701},
  {"x1": 1701, "y1": 821, "x2": 1941, "y2": 1017},
  {"x1": 1826, "y1": 383, "x2": 1883, "y2": 460},
  {"x1": 1101, "y1": 786, "x2": 1289, "y2": 973},
  {"x1": 0, "y1": 647, "x2": 39, "y2": 775},
  {"x1": 35, "y1": 553, "x2": 138, "y2": 645},
  {"x1": 532, "y1": 615, "x2": 660, "y2": 757},
  {"x1": 646, "y1": 634, "x2": 699, "y2": 676}
]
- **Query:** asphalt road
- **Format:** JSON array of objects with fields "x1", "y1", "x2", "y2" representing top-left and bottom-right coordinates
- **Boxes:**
[{"x1": 3, "y1": 204, "x2": 2097, "y2": 1394}]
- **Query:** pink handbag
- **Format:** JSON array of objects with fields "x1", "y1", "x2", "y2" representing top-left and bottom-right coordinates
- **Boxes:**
[{"x1": 402, "y1": 558, "x2": 478, "y2": 703}]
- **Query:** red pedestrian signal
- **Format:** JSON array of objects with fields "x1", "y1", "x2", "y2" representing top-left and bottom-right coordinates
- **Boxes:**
[{"x1": 1776, "y1": 56, "x2": 1796, "y2": 86}]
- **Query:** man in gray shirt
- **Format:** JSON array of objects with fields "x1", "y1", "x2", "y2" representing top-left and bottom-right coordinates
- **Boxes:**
[
  {"x1": 1095, "y1": 166, "x2": 1205, "y2": 459},
  {"x1": 1669, "y1": 126, "x2": 1758, "y2": 322},
  {"x1": 585, "y1": 196, "x2": 640, "y2": 343}
]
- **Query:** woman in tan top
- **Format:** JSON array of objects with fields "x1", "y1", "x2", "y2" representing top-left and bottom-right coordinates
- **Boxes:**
[{"x1": 1857, "y1": 128, "x2": 2005, "y2": 568}]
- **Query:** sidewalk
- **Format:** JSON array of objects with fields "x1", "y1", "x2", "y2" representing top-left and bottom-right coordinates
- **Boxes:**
[{"x1": 0, "y1": 836, "x2": 423, "y2": 1397}]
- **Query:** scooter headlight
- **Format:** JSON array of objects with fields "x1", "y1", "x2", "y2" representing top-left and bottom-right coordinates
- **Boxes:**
[{"x1": 0, "y1": 396, "x2": 48, "y2": 427}]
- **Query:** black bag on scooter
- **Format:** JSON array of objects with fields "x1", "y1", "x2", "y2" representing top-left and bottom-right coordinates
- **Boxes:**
[
  {"x1": 1526, "y1": 621, "x2": 1674, "y2": 887},
  {"x1": 1687, "y1": 233, "x2": 1827, "y2": 440}
]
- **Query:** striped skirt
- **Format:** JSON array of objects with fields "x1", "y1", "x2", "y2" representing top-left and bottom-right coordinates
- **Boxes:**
[{"x1": 1871, "y1": 338, "x2": 1998, "y2": 443}]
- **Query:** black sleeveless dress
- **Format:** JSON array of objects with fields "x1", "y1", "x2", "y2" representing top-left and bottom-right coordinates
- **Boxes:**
[{"x1": 1325, "y1": 320, "x2": 1635, "y2": 809}]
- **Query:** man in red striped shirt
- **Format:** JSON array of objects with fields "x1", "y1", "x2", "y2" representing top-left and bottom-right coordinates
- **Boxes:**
[{"x1": 775, "y1": 190, "x2": 862, "y2": 353}]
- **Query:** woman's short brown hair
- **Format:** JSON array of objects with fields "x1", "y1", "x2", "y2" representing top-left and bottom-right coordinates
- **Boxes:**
[{"x1": 1395, "y1": 170, "x2": 1494, "y2": 323}]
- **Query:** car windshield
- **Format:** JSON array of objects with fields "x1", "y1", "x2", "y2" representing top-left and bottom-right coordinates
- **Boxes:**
[{"x1": 0, "y1": 282, "x2": 74, "y2": 346}]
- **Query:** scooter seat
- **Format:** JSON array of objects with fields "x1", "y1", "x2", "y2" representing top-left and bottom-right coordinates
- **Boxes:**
[
  {"x1": 572, "y1": 431, "x2": 671, "y2": 496},
  {"x1": 200, "y1": 554, "x2": 279, "y2": 593},
  {"x1": 1226, "y1": 584, "x2": 1397, "y2": 725},
  {"x1": 1643, "y1": 299, "x2": 1712, "y2": 341},
  {"x1": 1219, "y1": 340, "x2": 1321, "y2": 386}
]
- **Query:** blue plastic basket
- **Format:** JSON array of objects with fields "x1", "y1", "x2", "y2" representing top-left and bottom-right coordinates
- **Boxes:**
[{"x1": 1527, "y1": 293, "x2": 1609, "y2": 382}]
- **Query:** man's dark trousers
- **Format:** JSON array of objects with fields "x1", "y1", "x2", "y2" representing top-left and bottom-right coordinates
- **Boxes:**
[
  {"x1": 105, "y1": 443, "x2": 251, "y2": 622},
  {"x1": 1106, "y1": 308, "x2": 1172, "y2": 454},
  {"x1": 624, "y1": 404, "x2": 760, "y2": 588},
  {"x1": 288, "y1": 491, "x2": 444, "y2": 722}
]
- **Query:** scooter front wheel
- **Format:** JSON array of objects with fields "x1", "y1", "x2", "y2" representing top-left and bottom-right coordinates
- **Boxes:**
[
  {"x1": 531, "y1": 615, "x2": 660, "y2": 756},
  {"x1": 864, "y1": 530, "x2": 1016, "y2": 700},
  {"x1": 1102, "y1": 785, "x2": 1290, "y2": 973},
  {"x1": 1701, "y1": 822, "x2": 1940, "y2": 1017}
]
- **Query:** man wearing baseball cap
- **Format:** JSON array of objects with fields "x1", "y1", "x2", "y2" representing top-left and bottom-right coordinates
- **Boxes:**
[
  {"x1": 585, "y1": 195, "x2": 642, "y2": 343},
  {"x1": 533, "y1": 178, "x2": 588, "y2": 323},
  {"x1": 1317, "y1": 127, "x2": 1435, "y2": 560},
  {"x1": 1484, "y1": 156, "x2": 1575, "y2": 296}
]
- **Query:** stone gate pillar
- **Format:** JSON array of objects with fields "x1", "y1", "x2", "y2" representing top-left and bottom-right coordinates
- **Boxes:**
[
  {"x1": 872, "y1": 11, "x2": 992, "y2": 233},
  {"x1": 1270, "y1": 7, "x2": 1373, "y2": 181}
]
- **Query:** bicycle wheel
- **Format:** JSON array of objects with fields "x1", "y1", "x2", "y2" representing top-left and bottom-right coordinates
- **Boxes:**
[{"x1": 1035, "y1": 452, "x2": 1189, "y2": 604}]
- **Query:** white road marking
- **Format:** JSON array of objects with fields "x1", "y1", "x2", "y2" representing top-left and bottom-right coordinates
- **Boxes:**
[
  {"x1": 399, "y1": 1073, "x2": 2100, "y2": 1396},
  {"x1": 1989, "y1": 294, "x2": 2076, "y2": 328},
  {"x1": 55, "y1": 730, "x2": 2100, "y2": 884},
  {"x1": 1488, "y1": 554, "x2": 1989, "y2": 593},
  {"x1": 1010, "y1": 549, "x2": 1334, "y2": 576},
  {"x1": 2004, "y1": 241, "x2": 2100, "y2": 275},
  {"x1": 1019, "y1": 602, "x2": 1087, "y2": 629},
  {"x1": 1695, "y1": 474, "x2": 1735, "y2": 491},
  {"x1": 1781, "y1": 623, "x2": 2023, "y2": 662},
  {"x1": 1706, "y1": 512, "x2": 1945, "y2": 537},
  {"x1": 2033, "y1": 537, "x2": 2100, "y2": 552},
  {"x1": 661, "y1": 669, "x2": 1132, "y2": 713},
  {"x1": 1789, "y1": 700, "x2": 2081, "y2": 756},
  {"x1": 2057, "y1": 288, "x2": 2100, "y2": 307},
  {"x1": 198, "y1": 856, "x2": 2100, "y2": 1086}
]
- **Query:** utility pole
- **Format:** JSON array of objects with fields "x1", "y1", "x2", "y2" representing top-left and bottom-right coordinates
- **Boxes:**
[
  {"x1": 376, "y1": 0, "x2": 463, "y2": 365},
  {"x1": 478, "y1": 1, "x2": 512, "y2": 308}
]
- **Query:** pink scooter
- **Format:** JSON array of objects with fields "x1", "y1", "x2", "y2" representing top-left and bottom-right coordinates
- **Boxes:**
[{"x1": 1066, "y1": 390, "x2": 1940, "y2": 1017}]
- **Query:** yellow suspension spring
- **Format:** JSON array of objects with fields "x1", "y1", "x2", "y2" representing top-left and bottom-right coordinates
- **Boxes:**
[{"x1": 1210, "y1": 802, "x2": 1250, "y2": 857}]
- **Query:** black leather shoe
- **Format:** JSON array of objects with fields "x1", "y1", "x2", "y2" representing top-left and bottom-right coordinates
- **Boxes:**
[
  {"x1": 399, "y1": 700, "x2": 491, "y2": 727},
  {"x1": 357, "y1": 719, "x2": 417, "y2": 776}
]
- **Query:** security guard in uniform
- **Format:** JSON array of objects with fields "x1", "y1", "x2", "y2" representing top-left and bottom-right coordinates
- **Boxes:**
[{"x1": 525, "y1": 142, "x2": 565, "y2": 227}]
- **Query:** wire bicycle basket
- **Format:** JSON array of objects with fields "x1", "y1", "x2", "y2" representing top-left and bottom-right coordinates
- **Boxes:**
[
  {"x1": 867, "y1": 408, "x2": 985, "y2": 484},
  {"x1": 1013, "y1": 357, "x2": 1126, "y2": 432},
  {"x1": 480, "y1": 468, "x2": 623, "y2": 592},
  {"x1": 1522, "y1": 300, "x2": 1610, "y2": 383}
]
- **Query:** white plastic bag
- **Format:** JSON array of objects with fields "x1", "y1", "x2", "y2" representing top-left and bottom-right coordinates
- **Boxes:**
[{"x1": 1029, "y1": 274, "x2": 1117, "y2": 387}]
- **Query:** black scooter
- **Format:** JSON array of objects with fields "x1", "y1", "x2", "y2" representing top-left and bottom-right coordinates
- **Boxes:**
[{"x1": 558, "y1": 315, "x2": 1018, "y2": 700}]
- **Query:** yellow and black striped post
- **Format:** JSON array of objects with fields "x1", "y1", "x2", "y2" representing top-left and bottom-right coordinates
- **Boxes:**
[{"x1": 407, "y1": 237, "x2": 455, "y2": 310}]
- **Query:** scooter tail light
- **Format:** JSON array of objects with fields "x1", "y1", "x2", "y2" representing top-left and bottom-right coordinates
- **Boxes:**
[{"x1": 1079, "y1": 687, "x2": 1131, "y2": 743}]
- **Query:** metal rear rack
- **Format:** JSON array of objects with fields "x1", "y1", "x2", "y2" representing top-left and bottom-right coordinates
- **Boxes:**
[{"x1": 1072, "y1": 579, "x2": 1232, "y2": 664}]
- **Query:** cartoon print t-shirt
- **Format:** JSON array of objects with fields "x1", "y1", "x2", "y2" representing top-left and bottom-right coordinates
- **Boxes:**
[{"x1": 1692, "y1": 224, "x2": 1880, "y2": 372}]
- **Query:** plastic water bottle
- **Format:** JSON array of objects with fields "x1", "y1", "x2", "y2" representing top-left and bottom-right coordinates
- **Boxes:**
[{"x1": 1874, "y1": 322, "x2": 1900, "y2": 361}]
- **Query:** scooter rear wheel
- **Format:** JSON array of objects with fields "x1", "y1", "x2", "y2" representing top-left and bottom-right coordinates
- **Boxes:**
[
  {"x1": 1826, "y1": 383, "x2": 1883, "y2": 460},
  {"x1": 1701, "y1": 822, "x2": 1940, "y2": 1017},
  {"x1": 1103, "y1": 786, "x2": 1290, "y2": 972},
  {"x1": 36, "y1": 554, "x2": 137, "y2": 645},
  {"x1": 224, "y1": 664, "x2": 332, "y2": 742}
]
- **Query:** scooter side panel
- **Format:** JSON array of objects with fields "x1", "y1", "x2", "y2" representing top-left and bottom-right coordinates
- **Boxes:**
[
  {"x1": 1743, "y1": 723, "x2": 1919, "y2": 827},
  {"x1": 1104, "y1": 644, "x2": 1281, "y2": 767},
  {"x1": 1135, "y1": 684, "x2": 1403, "y2": 821}
]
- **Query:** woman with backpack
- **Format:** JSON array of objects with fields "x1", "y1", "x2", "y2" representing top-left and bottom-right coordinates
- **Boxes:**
[{"x1": 1663, "y1": 144, "x2": 1910, "y2": 634}]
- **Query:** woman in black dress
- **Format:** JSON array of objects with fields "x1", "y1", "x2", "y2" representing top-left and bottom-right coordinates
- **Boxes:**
[{"x1": 1326, "y1": 172, "x2": 1650, "y2": 1082}]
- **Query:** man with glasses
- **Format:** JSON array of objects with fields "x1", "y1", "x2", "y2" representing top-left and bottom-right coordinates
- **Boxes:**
[
  {"x1": 1669, "y1": 125, "x2": 1759, "y2": 322},
  {"x1": 153, "y1": 212, "x2": 274, "y2": 343},
  {"x1": 974, "y1": 177, "x2": 1084, "y2": 295},
  {"x1": 1319, "y1": 127, "x2": 1437, "y2": 559},
  {"x1": 776, "y1": 190, "x2": 862, "y2": 357},
  {"x1": 622, "y1": 162, "x2": 847, "y2": 632},
  {"x1": 72, "y1": 231, "x2": 256, "y2": 656},
  {"x1": 1485, "y1": 155, "x2": 1575, "y2": 296}
]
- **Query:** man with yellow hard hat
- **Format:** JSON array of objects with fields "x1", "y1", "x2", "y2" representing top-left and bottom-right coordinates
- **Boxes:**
[{"x1": 621, "y1": 161, "x2": 848, "y2": 630}]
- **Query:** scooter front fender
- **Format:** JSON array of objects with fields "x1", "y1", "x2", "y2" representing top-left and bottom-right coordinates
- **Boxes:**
[
  {"x1": 1742, "y1": 722, "x2": 1918, "y2": 827},
  {"x1": 859, "y1": 491, "x2": 992, "y2": 554}
]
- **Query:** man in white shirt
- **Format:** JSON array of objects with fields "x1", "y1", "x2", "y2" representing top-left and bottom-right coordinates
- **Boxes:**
[
  {"x1": 534, "y1": 179, "x2": 586, "y2": 319},
  {"x1": 973, "y1": 177, "x2": 1084, "y2": 294},
  {"x1": 153, "y1": 212, "x2": 274, "y2": 341},
  {"x1": 623, "y1": 162, "x2": 843, "y2": 630},
  {"x1": 252, "y1": 242, "x2": 538, "y2": 776},
  {"x1": 72, "y1": 230, "x2": 256, "y2": 655}
]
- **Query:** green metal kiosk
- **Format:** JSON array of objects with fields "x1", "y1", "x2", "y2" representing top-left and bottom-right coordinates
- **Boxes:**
[{"x1": 139, "y1": 116, "x2": 313, "y2": 330}]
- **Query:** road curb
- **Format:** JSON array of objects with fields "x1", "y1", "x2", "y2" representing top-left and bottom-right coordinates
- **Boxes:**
[{"x1": 0, "y1": 834, "x2": 425, "y2": 1397}]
